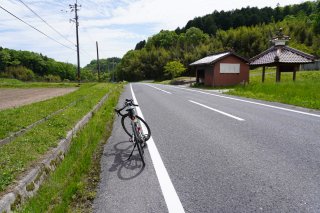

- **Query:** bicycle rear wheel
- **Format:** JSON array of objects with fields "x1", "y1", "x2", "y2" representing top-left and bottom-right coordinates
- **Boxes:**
[{"x1": 121, "y1": 114, "x2": 151, "y2": 141}]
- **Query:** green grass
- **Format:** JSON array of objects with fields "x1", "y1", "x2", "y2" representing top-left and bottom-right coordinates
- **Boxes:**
[
  {"x1": 153, "y1": 79, "x2": 171, "y2": 84},
  {"x1": 154, "y1": 76, "x2": 195, "y2": 85},
  {"x1": 191, "y1": 83, "x2": 237, "y2": 90},
  {"x1": 0, "y1": 78, "x2": 78, "y2": 88},
  {"x1": 0, "y1": 83, "x2": 117, "y2": 192},
  {"x1": 0, "y1": 84, "x2": 94, "y2": 139},
  {"x1": 18, "y1": 84, "x2": 123, "y2": 212},
  {"x1": 227, "y1": 69, "x2": 320, "y2": 109}
]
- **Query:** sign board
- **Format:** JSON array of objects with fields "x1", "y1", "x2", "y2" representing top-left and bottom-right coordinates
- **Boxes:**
[{"x1": 220, "y1": 63, "x2": 240, "y2": 74}]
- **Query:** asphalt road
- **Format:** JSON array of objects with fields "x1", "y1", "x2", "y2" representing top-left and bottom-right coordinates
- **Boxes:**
[{"x1": 94, "y1": 83, "x2": 320, "y2": 213}]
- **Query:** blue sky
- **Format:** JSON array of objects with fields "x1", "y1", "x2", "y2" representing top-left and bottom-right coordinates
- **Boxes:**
[{"x1": 0, "y1": 0, "x2": 306, "y2": 67}]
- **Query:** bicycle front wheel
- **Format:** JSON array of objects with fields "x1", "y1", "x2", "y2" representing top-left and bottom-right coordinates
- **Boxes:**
[
  {"x1": 136, "y1": 140, "x2": 145, "y2": 166},
  {"x1": 121, "y1": 114, "x2": 151, "y2": 141}
]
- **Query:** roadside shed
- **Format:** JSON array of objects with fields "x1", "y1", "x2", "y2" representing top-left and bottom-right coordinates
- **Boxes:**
[
  {"x1": 250, "y1": 28, "x2": 315, "y2": 82},
  {"x1": 190, "y1": 51, "x2": 249, "y2": 87}
]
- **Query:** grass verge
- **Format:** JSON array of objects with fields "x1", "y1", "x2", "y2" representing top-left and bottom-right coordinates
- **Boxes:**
[
  {"x1": 191, "y1": 83, "x2": 237, "y2": 90},
  {"x1": 0, "y1": 83, "x2": 94, "y2": 140},
  {"x1": 0, "y1": 78, "x2": 78, "y2": 88},
  {"x1": 227, "y1": 69, "x2": 320, "y2": 109},
  {"x1": 153, "y1": 76, "x2": 196, "y2": 85},
  {"x1": 18, "y1": 83, "x2": 123, "y2": 212},
  {"x1": 0, "y1": 83, "x2": 114, "y2": 192}
]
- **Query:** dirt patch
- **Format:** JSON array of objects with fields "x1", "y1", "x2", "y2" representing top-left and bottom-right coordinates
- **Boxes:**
[{"x1": 0, "y1": 88, "x2": 78, "y2": 110}]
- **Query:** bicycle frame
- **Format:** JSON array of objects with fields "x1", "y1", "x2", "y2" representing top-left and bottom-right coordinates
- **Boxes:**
[
  {"x1": 127, "y1": 107, "x2": 142, "y2": 140},
  {"x1": 115, "y1": 99, "x2": 150, "y2": 166}
]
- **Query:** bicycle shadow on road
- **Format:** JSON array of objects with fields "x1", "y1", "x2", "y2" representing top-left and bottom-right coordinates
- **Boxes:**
[{"x1": 104, "y1": 140, "x2": 145, "y2": 180}]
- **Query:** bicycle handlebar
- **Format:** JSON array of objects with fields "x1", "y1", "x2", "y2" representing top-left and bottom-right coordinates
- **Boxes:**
[
  {"x1": 114, "y1": 99, "x2": 138, "y2": 116},
  {"x1": 125, "y1": 99, "x2": 138, "y2": 107}
]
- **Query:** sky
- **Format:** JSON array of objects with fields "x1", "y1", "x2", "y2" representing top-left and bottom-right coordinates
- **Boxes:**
[{"x1": 0, "y1": 0, "x2": 307, "y2": 67}]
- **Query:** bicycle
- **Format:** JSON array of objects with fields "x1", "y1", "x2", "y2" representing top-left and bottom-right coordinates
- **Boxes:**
[{"x1": 115, "y1": 99, "x2": 151, "y2": 166}]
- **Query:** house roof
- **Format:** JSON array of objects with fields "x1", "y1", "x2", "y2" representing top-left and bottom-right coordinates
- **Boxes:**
[
  {"x1": 250, "y1": 45, "x2": 314, "y2": 66},
  {"x1": 190, "y1": 51, "x2": 249, "y2": 66}
]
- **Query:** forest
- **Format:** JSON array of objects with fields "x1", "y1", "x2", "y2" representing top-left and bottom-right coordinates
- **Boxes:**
[
  {"x1": 0, "y1": 47, "x2": 77, "y2": 81},
  {"x1": 82, "y1": 57, "x2": 121, "y2": 81},
  {"x1": 177, "y1": 1, "x2": 318, "y2": 35},
  {"x1": 115, "y1": 0, "x2": 320, "y2": 82},
  {"x1": 0, "y1": 47, "x2": 120, "y2": 82}
]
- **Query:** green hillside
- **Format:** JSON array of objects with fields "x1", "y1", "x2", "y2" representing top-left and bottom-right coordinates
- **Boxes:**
[
  {"x1": 0, "y1": 47, "x2": 76, "y2": 81},
  {"x1": 82, "y1": 57, "x2": 121, "y2": 81},
  {"x1": 177, "y1": 1, "x2": 319, "y2": 35}
]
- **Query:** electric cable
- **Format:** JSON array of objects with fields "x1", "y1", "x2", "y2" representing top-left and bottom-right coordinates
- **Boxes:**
[
  {"x1": 0, "y1": 4, "x2": 76, "y2": 51},
  {"x1": 17, "y1": 0, "x2": 76, "y2": 46}
]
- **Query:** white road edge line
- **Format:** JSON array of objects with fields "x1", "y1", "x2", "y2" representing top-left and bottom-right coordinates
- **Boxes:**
[
  {"x1": 130, "y1": 84, "x2": 185, "y2": 213},
  {"x1": 144, "y1": 84, "x2": 172, "y2": 94},
  {"x1": 189, "y1": 100, "x2": 245, "y2": 121},
  {"x1": 166, "y1": 85, "x2": 320, "y2": 118}
]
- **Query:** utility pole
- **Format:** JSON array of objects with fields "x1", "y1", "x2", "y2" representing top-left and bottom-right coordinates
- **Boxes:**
[
  {"x1": 70, "y1": 1, "x2": 81, "y2": 84},
  {"x1": 96, "y1": 41, "x2": 100, "y2": 81}
]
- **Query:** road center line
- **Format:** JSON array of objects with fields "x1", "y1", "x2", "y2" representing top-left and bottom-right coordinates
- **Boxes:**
[
  {"x1": 130, "y1": 84, "x2": 185, "y2": 213},
  {"x1": 144, "y1": 84, "x2": 172, "y2": 94},
  {"x1": 189, "y1": 100, "x2": 245, "y2": 121},
  {"x1": 166, "y1": 85, "x2": 320, "y2": 118}
]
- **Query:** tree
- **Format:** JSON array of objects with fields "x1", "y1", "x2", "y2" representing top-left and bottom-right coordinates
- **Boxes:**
[
  {"x1": 146, "y1": 30, "x2": 178, "y2": 49},
  {"x1": 164, "y1": 61, "x2": 186, "y2": 79},
  {"x1": 0, "y1": 49, "x2": 11, "y2": 72},
  {"x1": 185, "y1": 27, "x2": 209, "y2": 46},
  {"x1": 314, "y1": 14, "x2": 320, "y2": 34},
  {"x1": 135, "y1": 40, "x2": 146, "y2": 50}
]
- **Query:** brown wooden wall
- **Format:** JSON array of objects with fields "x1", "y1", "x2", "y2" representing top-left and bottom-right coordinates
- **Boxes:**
[{"x1": 202, "y1": 55, "x2": 249, "y2": 86}]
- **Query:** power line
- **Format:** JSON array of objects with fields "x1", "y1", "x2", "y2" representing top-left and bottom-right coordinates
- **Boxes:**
[
  {"x1": 18, "y1": 0, "x2": 76, "y2": 45},
  {"x1": 0, "y1": 4, "x2": 76, "y2": 52},
  {"x1": 80, "y1": 47, "x2": 94, "y2": 58},
  {"x1": 59, "y1": 11, "x2": 94, "y2": 59},
  {"x1": 17, "y1": 0, "x2": 76, "y2": 47}
]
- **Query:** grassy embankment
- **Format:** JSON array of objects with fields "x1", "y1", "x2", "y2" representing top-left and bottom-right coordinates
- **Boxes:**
[
  {"x1": 0, "y1": 82, "x2": 123, "y2": 194},
  {"x1": 18, "y1": 83, "x2": 123, "y2": 212},
  {"x1": 1, "y1": 83, "x2": 91, "y2": 140},
  {"x1": 227, "y1": 68, "x2": 320, "y2": 110}
]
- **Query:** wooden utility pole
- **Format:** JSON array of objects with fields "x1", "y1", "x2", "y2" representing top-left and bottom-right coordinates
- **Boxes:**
[
  {"x1": 96, "y1": 41, "x2": 100, "y2": 81},
  {"x1": 276, "y1": 66, "x2": 281, "y2": 82},
  {"x1": 70, "y1": 1, "x2": 81, "y2": 84}
]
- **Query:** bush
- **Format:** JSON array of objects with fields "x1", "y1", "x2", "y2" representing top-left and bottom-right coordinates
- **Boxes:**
[
  {"x1": 81, "y1": 69, "x2": 98, "y2": 82},
  {"x1": 164, "y1": 61, "x2": 186, "y2": 79},
  {"x1": 43, "y1": 74, "x2": 61, "y2": 82},
  {"x1": 99, "y1": 72, "x2": 111, "y2": 82},
  {"x1": 1, "y1": 66, "x2": 35, "y2": 81}
]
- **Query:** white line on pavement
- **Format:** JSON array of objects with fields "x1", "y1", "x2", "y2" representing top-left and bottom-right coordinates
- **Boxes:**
[
  {"x1": 144, "y1": 84, "x2": 172, "y2": 94},
  {"x1": 189, "y1": 100, "x2": 245, "y2": 121},
  {"x1": 130, "y1": 84, "x2": 185, "y2": 213},
  {"x1": 168, "y1": 86, "x2": 320, "y2": 118}
]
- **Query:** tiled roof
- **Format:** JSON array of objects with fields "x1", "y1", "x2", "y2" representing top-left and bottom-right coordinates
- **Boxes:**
[
  {"x1": 250, "y1": 46, "x2": 314, "y2": 65},
  {"x1": 190, "y1": 51, "x2": 248, "y2": 66}
]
